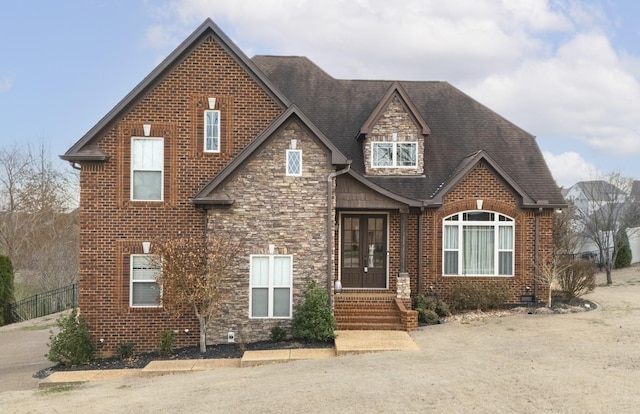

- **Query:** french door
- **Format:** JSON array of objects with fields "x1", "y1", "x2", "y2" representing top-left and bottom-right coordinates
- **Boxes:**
[{"x1": 341, "y1": 214, "x2": 387, "y2": 289}]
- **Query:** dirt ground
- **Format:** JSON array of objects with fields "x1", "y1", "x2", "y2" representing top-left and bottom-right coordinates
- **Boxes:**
[{"x1": 3, "y1": 266, "x2": 640, "y2": 413}]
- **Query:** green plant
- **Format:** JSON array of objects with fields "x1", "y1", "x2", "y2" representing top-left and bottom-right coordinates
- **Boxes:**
[
  {"x1": 291, "y1": 279, "x2": 336, "y2": 342},
  {"x1": 0, "y1": 255, "x2": 15, "y2": 326},
  {"x1": 158, "y1": 330, "x2": 176, "y2": 358},
  {"x1": 557, "y1": 259, "x2": 595, "y2": 301},
  {"x1": 448, "y1": 280, "x2": 513, "y2": 312},
  {"x1": 270, "y1": 326, "x2": 288, "y2": 342},
  {"x1": 413, "y1": 294, "x2": 450, "y2": 324},
  {"x1": 615, "y1": 231, "x2": 632, "y2": 269},
  {"x1": 47, "y1": 309, "x2": 95, "y2": 366},
  {"x1": 116, "y1": 342, "x2": 135, "y2": 360}
]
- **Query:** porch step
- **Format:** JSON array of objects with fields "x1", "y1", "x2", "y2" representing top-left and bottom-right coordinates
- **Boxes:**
[{"x1": 334, "y1": 293, "x2": 405, "y2": 331}]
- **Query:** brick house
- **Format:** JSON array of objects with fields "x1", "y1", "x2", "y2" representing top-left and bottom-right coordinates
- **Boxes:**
[{"x1": 62, "y1": 19, "x2": 565, "y2": 355}]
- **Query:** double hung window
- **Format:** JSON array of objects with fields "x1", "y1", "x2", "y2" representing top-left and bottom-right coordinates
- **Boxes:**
[
  {"x1": 443, "y1": 211, "x2": 514, "y2": 276},
  {"x1": 250, "y1": 255, "x2": 292, "y2": 318},
  {"x1": 131, "y1": 138, "x2": 163, "y2": 201},
  {"x1": 130, "y1": 255, "x2": 161, "y2": 307},
  {"x1": 372, "y1": 142, "x2": 417, "y2": 168}
]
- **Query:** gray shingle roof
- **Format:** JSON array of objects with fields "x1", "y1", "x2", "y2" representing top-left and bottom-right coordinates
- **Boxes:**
[{"x1": 253, "y1": 56, "x2": 565, "y2": 206}]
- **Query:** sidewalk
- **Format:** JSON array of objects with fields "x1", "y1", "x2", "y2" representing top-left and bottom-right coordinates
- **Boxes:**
[{"x1": 39, "y1": 330, "x2": 419, "y2": 388}]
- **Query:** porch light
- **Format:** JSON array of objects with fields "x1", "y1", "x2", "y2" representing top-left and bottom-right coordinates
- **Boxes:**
[
  {"x1": 208, "y1": 97, "x2": 216, "y2": 109},
  {"x1": 476, "y1": 199, "x2": 483, "y2": 210},
  {"x1": 334, "y1": 280, "x2": 342, "y2": 294},
  {"x1": 142, "y1": 241, "x2": 151, "y2": 254},
  {"x1": 143, "y1": 124, "x2": 151, "y2": 137}
]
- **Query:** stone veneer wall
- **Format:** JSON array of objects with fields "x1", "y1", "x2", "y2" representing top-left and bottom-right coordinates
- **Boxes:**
[
  {"x1": 363, "y1": 95, "x2": 424, "y2": 176},
  {"x1": 205, "y1": 118, "x2": 334, "y2": 344}
]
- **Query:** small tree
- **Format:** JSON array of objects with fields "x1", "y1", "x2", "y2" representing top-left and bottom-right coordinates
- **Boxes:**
[
  {"x1": 614, "y1": 230, "x2": 632, "y2": 269},
  {"x1": 291, "y1": 279, "x2": 336, "y2": 342},
  {"x1": 152, "y1": 233, "x2": 243, "y2": 352},
  {"x1": 0, "y1": 255, "x2": 14, "y2": 325},
  {"x1": 47, "y1": 308, "x2": 94, "y2": 366}
]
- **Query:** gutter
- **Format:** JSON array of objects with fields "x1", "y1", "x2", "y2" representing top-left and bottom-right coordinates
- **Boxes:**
[{"x1": 327, "y1": 163, "x2": 351, "y2": 309}]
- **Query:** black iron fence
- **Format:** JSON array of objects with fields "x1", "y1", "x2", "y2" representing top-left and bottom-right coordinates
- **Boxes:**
[{"x1": 6, "y1": 284, "x2": 78, "y2": 324}]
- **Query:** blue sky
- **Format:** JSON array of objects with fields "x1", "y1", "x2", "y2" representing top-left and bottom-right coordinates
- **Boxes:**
[{"x1": 1, "y1": 0, "x2": 640, "y2": 188}]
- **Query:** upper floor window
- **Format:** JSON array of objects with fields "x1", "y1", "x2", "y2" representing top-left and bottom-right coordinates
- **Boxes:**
[
  {"x1": 443, "y1": 211, "x2": 514, "y2": 276},
  {"x1": 286, "y1": 149, "x2": 302, "y2": 176},
  {"x1": 250, "y1": 255, "x2": 292, "y2": 318},
  {"x1": 131, "y1": 137, "x2": 163, "y2": 201},
  {"x1": 130, "y1": 254, "x2": 161, "y2": 307},
  {"x1": 372, "y1": 142, "x2": 417, "y2": 168},
  {"x1": 204, "y1": 110, "x2": 220, "y2": 152}
]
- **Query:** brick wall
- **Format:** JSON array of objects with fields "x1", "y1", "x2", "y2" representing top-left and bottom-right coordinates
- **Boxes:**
[
  {"x1": 204, "y1": 118, "x2": 333, "y2": 344},
  {"x1": 77, "y1": 35, "x2": 283, "y2": 356}
]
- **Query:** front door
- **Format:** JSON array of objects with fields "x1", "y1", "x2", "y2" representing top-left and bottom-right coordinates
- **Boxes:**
[{"x1": 341, "y1": 214, "x2": 387, "y2": 289}]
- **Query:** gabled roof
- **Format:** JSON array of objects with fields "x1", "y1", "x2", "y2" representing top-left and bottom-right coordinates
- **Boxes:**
[
  {"x1": 191, "y1": 105, "x2": 350, "y2": 206},
  {"x1": 571, "y1": 181, "x2": 627, "y2": 201},
  {"x1": 61, "y1": 18, "x2": 290, "y2": 162},
  {"x1": 252, "y1": 55, "x2": 566, "y2": 207},
  {"x1": 359, "y1": 81, "x2": 430, "y2": 137}
]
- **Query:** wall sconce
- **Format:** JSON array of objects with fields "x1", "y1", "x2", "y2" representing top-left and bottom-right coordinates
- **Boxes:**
[
  {"x1": 269, "y1": 244, "x2": 275, "y2": 255},
  {"x1": 143, "y1": 124, "x2": 151, "y2": 137},
  {"x1": 142, "y1": 242, "x2": 151, "y2": 254},
  {"x1": 334, "y1": 280, "x2": 342, "y2": 294},
  {"x1": 290, "y1": 139, "x2": 297, "y2": 149},
  {"x1": 476, "y1": 199, "x2": 483, "y2": 210},
  {"x1": 208, "y1": 97, "x2": 216, "y2": 109}
]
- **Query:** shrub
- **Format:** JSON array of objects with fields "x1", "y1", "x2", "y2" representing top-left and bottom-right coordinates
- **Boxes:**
[
  {"x1": 0, "y1": 255, "x2": 14, "y2": 326},
  {"x1": 158, "y1": 330, "x2": 175, "y2": 358},
  {"x1": 270, "y1": 326, "x2": 288, "y2": 342},
  {"x1": 448, "y1": 280, "x2": 513, "y2": 312},
  {"x1": 615, "y1": 231, "x2": 632, "y2": 269},
  {"x1": 47, "y1": 309, "x2": 95, "y2": 366},
  {"x1": 117, "y1": 342, "x2": 135, "y2": 360},
  {"x1": 557, "y1": 259, "x2": 595, "y2": 301},
  {"x1": 291, "y1": 280, "x2": 336, "y2": 342},
  {"x1": 413, "y1": 294, "x2": 450, "y2": 324}
]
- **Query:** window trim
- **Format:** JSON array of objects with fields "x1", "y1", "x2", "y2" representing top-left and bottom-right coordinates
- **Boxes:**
[
  {"x1": 204, "y1": 109, "x2": 221, "y2": 153},
  {"x1": 131, "y1": 137, "x2": 164, "y2": 202},
  {"x1": 442, "y1": 210, "x2": 514, "y2": 277},
  {"x1": 130, "y1": 254, "x2": 162, "y2": 308},
  {"x1": 286, "y1": 149, "x2": 302, "y2": 176},
  {"x1": 249, "y1": 254, "x2": 293, "y2": 319},
  {"x1": 371, "y1": 141, "x2": 418, "y2": 168}
]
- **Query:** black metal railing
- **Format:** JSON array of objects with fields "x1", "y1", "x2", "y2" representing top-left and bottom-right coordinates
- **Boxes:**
[{"x1": 6, "y1": 284, "x2": 78, "y2": 324}]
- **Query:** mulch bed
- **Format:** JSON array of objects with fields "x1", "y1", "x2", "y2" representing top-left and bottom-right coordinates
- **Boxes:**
[{"x1": 35, "y1": 339, "x2": 333, "y2": 379}]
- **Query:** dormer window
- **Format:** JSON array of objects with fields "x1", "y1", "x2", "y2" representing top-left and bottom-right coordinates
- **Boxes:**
[{"x1": 371, "y1": 141, "x2": 417, "y2": 168}]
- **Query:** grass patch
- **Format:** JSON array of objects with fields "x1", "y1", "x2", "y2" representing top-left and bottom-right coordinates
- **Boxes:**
[
  {"x1": 40, "y1": 384, "x2": 79, "y2": 394},
  {"x1": 21, "y1": 324, "x2": 56, "y2": 331}
]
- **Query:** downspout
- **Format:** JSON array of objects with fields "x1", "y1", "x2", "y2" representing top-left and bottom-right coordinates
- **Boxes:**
[
  {"x1": 418, "y1": 208, "x2": 424, "y2": 294},
  {"x1": 534, "y1": 209, "x2": 540, "y2": 303},
  {"x1": 327, "y1": 164, "x2": 351, "y2": 309}
]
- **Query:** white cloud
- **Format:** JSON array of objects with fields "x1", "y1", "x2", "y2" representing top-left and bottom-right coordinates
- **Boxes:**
[
  {"x1": 0, "y1": 74, "x2": 13, "y2": 93},
  {"x1": 543, "y1": 151, "x2": 600, "y2": 187}
]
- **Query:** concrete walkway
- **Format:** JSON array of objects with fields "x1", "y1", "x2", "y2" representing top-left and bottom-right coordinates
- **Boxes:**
[{"x1": 38, "y1": 330, "x2": 418, "y2": 388}]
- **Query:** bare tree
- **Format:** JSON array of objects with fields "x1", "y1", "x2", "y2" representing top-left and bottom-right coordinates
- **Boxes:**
[
  {"x1": 151, "y1": 233, "x2": 243, "y2": 352},
  {"x1": 0, "y1": 143, "x2": 79, "y2": 292},
  {"x1": 571, "y1": 173, "x2": 640, "y2": 285}
]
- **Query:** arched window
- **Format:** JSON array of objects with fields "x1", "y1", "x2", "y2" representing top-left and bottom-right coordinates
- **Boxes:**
[{"x1": 443, "y1": 211, "x2": 514, "y2": 276}]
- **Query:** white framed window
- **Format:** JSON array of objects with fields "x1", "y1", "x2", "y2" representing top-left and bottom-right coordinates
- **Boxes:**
[
  {"x1": 286, "y1": 149, "x2": 302, "y2": 176},
  {"x1": 130, "y1": 254, "x2": 161, "y2": 307},
  {"x1": 204, "y1": 110, "x2": 220, "y2": 152},
  {"x1": 131, "y1": 137, "x2": 163, "y2": 201},
  {"x1": 371, "y1": 142, "x2": 417, "y2": 168},
  {"x1": 250, "y1": 255, "x2": 292, "y2": 318},
  {"x1": 443, "y1": 211, "x2": 514, "y2": 276}
]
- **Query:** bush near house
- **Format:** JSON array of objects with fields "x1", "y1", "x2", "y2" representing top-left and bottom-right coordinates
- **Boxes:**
[
  {"x1": 413, "y1": 294, "x2": 451, "y2": 324},
  {"x1": 448, "y1": 279, "x2": 513, "y2": 312},
  {"x1": 291, "y1": 280, "x2": 336, "y2": 342},
  {"x1": 556, "y1": 260, "x2": 595, "y2": 302},
  {"x1": 47, "y1": 308, "x2": 95, "y2": 366}
]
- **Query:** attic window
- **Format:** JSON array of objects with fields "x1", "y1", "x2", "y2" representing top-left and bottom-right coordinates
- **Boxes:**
[
  {"x1": 286, "y1": 149, "x2": 302, "y2": 176},
  {"x1": 204, "y1": 110, "x2": 220, "y2": 152},
  {"x1": 372, "y1": 142, "x2": 417, "y2": 168}
]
